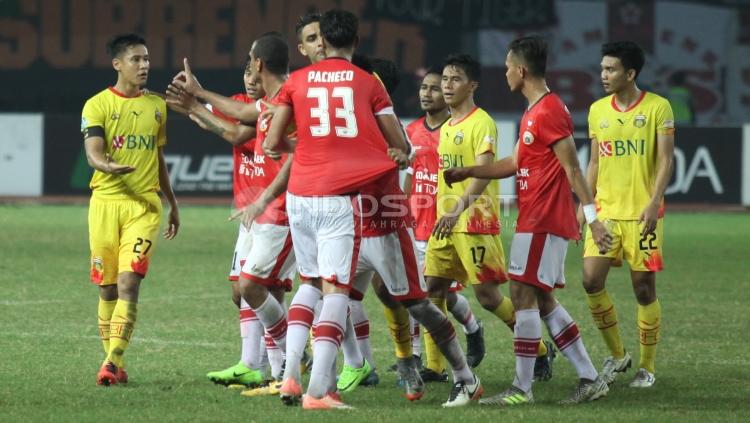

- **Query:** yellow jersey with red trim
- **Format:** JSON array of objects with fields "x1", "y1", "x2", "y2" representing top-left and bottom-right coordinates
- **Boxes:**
[
  {"x1": 81, "y1": 87, "x2": 167, "y2": 197},
  {"x1": 437, "y1": 107, "x2": 500, "y2": 234},
  {"x1": 587, "y1": 91, "x2": 674, "y2": 220}
]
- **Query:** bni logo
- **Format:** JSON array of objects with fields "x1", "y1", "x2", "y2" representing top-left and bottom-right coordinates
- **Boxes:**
[
  {"x1": 599, "y1": 141, "x2": 612, "y2": 157},
  {"x1": 112, "y1": 135, "x2": 125, "y2": 150}
]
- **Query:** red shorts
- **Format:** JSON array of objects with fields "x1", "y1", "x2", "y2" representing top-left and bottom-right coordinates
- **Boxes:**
[{"x1": 508, "y1": 233, "x2": 569, "y2": 292}]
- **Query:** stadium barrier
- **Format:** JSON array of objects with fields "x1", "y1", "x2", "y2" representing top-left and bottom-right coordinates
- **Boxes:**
[{"x1": 1, "y1": 114, "x2": 748, "y2": 206}]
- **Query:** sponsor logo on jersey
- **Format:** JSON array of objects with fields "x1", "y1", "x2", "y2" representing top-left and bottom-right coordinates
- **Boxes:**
[
  {"x1": 599, "y1": 139, "x2": 646, "y2": 157},
  {"x1": 599, "y1": 119, "x2": 609, "y2": 129},
  {"x1": 132, "y1": 110, "x2": 142, "y2": 117},
  {"x1": 439, "y1": 153, "x2": 465, "y2": 169},
  {"x1": 155, "y1": 110, "x2": 162, "y2": 123},
  {"x1": 453, "y1": 130, "x2": 464, "y2": 145},
  {"x1": 634, "y1": 114, "x2": 647, "y2": 128},
  {"x1": 522, "y1": 130, "x2": 534, "y2": 145},
  {"x1": 112, "y1": 134, "x2": 156, "y2": 150},
  {"x1": 80, "y1": 117, "x2": 88, "y2": 131},
  {"x1": 663, "y1": 119, "x2": 675, "y2": 129},
  {"x1": 111, "y1": 113, "x2": 120, "y2": 120}
]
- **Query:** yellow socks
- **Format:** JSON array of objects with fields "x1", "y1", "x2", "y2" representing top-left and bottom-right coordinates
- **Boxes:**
[
  {"x1": 423, "y1": 297, "x2": 447, "y2": 373},
  {"x1": 97, "y1": 298, "x2": 117, "y2": 354},
  {"x1": 586, "y1": 289, "x2": 626, "y2": 359},
  {"x1": 106, "y1": 299, "x2": 138, "y2": 368},
  {"x1": 637, "y1": 299, "x2": 661, "y2": 373},
  {"x1": 383, "y1": 305, "x2": 413, "y2": 359}
]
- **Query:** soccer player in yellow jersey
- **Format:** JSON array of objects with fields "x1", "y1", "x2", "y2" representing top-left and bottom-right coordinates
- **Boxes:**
[
  {"x1": 81, "y1": 33, "x2": 179, "y2": 386},
  {"x1": 581, "y1": 41, "x2": 675, "y2": 388},
  {"x1": 423, "y1": 55, "x2": 554, "y2": 394}
]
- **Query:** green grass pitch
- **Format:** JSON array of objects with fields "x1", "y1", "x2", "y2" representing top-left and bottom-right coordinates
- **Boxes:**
[{"x1": 1, "y1": 205, "x2": 748, "y2": 422}]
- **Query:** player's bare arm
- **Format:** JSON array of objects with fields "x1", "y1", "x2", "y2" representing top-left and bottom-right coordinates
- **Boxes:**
[
  {"x1": 444, "y1": 144, "x2": 519, "y2": 187},
  {"x1": 552, "y1": 136, "x2": 612, "y2": 252},
  {"x1": 577, "y1": 139, "x2": 600, "y2": 232},
  {"x1": 640, "y1": 132, "x2": 674, "y2": 236},
  {"x1": 376, "y1": 113, "x2": 410, "y2": 154},
  {"x1": 231, "y1": 157, "x2": 293, "y2": 227},
  {"x1": 172, "y1": 58, "x2": 260, "y2": 124},
  {"x1": 158, "y1": 147, "x2": 179, "y2": 240},
  {"x1": 263, "y1": 105, "x2": 294, "y2": 154},
  {"x1": 433, "y1": 151, "x2": 494, "y2": 240},
  {"x1": 83, "y1": 131, "x2": 135, "y2": 174}
]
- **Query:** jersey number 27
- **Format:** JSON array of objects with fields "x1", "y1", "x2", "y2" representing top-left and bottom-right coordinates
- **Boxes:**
[{"x1": 307, "y1": 87, "x2": 358, "y2": 138}]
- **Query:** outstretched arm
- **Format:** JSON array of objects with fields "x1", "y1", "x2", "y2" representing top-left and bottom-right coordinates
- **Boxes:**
[{"x1": 171, "y1": 58, "x2": 260, "y2": 123}]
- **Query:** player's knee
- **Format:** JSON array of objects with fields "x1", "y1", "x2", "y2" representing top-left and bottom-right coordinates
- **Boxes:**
[
  {"x1": 474, "y1": 284, "x2": 500, "y2": 310},
  {"x1": 581, "y1": 274, "x2": 605, "y2": 294},
  {"x1": 633, "y1": 284, "x2": 656, "y2": 305},
  {"x1": 231, "y1": 291, "x2": 241, "y2": 308}
]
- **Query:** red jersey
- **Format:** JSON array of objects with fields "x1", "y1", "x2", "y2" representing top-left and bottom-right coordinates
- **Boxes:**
[
  {"x1": 405, "y1": 116, "x2": 444, "y2": 241},
  {"x1": 213, "y1": 93, "x2": 257, "y2": 209},
  {"x1": 276, "y1": 57, "x2": 397, "y2": 196},
  {"x1": 515, "y1": 93, "x2": 579, "y2": 239},
  {"x1": 253, "y1": 96, "x2": 289, "y2": 226},
  {"x1": 359, "y1": 170, "x2": 412, "y2": 238}
]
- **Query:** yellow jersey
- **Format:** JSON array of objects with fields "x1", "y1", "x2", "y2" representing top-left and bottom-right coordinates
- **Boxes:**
[
  {"x1": 588, "y1": 91, "x2": 674, "y2": 220},
  {"x1": 81, "y1": 87, "x2": 167, "y2": 198},
  {"x1": 437, "y1": 107, "x2": 500, "y2": 234}
]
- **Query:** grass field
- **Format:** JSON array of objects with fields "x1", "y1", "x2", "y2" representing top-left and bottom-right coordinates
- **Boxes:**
[{"x1": 1, "y1": 204, "x2": 748, "y2": 422}]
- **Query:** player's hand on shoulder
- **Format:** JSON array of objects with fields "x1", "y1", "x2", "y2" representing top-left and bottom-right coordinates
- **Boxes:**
[
  {"x1": 387, "y1": 148, "x2": 409, "y2": 170},
  {"x1": 164, "y1": 206, "x2": 180, "y2": 240},
  {"x1": 589, "y1": 219, "x2": 612, "y2": 254},
  {"x1": 443, "y1": 168, "x2": 470, "y2": 188}
]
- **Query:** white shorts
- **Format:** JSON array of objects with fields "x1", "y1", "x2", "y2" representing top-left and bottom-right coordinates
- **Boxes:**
[
  {"x1": 286, "y1": 193, "x2": 360, "y2": 286},
  {"x1": 415, "y1": 239, "x2": 462, "y2": 292},
  {"x1": 508, "y1": 232, "x2": 569, "y2": 291},
  {"x1": 351, "y1": 227, "x2": 427, "y2": 301},
  {"x1": 239, "y1": 222, "x2": 296, "y2": 291},
  {"x1": 229, "y1": 223, "x2": 253, "y2": 281}
]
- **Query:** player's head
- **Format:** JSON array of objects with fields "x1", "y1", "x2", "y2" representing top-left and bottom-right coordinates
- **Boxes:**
[
  {"x1": 243, "y1": 60, "x2": 264, "y2": 100},
  {"x1": 505, "y1": 35, "x2": 547, "y2": 92},
  {"x1": 295, "y1": 11, "x2": 325, "y2": 64},
  {"x1": 372, "y1": 58, "x2": 400, "y2": 95},
  {"x1": 441, "y1": 54, "x2": 480, "y2": 107},
  {"x1": 600, "y1": 41, "x2": 645, "y2": 94},
  {"x1": 320, "y1": 9, "x2": 359, "y2": 53},
  {"x1": 107, "y1": 33, "x2": 149, "y2": 86},
  {"x1": 249, "y1": 32, "x2": 290, "y2": 84},
  {"x1": 419, "y1": 65, "x2": 446, "y2": 113}
]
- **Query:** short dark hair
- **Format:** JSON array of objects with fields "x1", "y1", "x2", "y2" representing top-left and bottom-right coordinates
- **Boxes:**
[
  {"x1": 443, "y1": 54, "x2": 481, "y2": 82},
  {"x1": 107, "y1": 33, "x2": 146, "y2": 58},
  {"x1": 601, "y1": 41, "x2": 645, "y2": 79},
  {"x1": 508, "y1": 35, "x2": 547, "y2": 78},
  {"x1": 371, "y1": 58, "x2": 400, "y2": 95},
  {"x1": 320, "y1": 9, "x2": 358, "y2": 49},
  {"x1": 251, "y1": 32, "x2": 289, "y2": 75},
  {"x1": 424, "y1": 64, "x2": 444, "y2": 77},
  {"x1": 295, "y1": 11, "x2": 321, "y2": 39}
]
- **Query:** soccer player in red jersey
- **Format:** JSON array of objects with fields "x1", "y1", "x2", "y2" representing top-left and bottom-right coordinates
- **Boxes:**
[
  {"x1": 170, "y1": 63, "x2": 269, "y2": 387},
  {"x1": 445, "y1": 35, "x2": 613, "y2": 406},
  {"x1": 265, "y1": 10, "x2": 476, "y2": 410},
  {"x1": 404, "y1": 66, "x2": 485, "y2": 374}
]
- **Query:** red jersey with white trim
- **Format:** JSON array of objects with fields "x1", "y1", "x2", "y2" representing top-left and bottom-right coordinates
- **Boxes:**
[
  {"x1": 212, "y1": 93, "x2": 257, "y2": 209},
  {"x1": 360, "y1": 169, "x2": 412, "y2": 237},
  {"x1": 515, "y1": 93, "x2": 579, "y2": 239},
  {"x1": 276, "y1": 57, "x2": 397, "y2": 196},
  {"x1": 405, "y1": 116, "x2": 443, "y2": 241},
  {"x1": 253, "y1": 96, "x2": 289, "y2": 226}
]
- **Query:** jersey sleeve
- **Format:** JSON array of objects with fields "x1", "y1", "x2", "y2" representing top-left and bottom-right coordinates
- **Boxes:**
[
  {"x1": 370, "y1": 77, "x2": 393, "y2": 114},
  {"x1": 655, "y1": 98, "x2": 675, "y2": 135},
  {"x1": 81, "y1": 96, "x2": 105, "y2": 139},
  {"x1": 587, "y1": 103, "x2": 598, "y2": 140},
  {"x1": 540, "y1": 102, "x2": 573, "y2": 147},
  {"x1": 471, "y1": 115, "x2": 497, "y2": 157},
  {"x1": 157, "y1": 100, "x2": 167, "y2": 147},
  {"x1": 276, "y1": 77, "x2": 296, "y2": 107}
]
